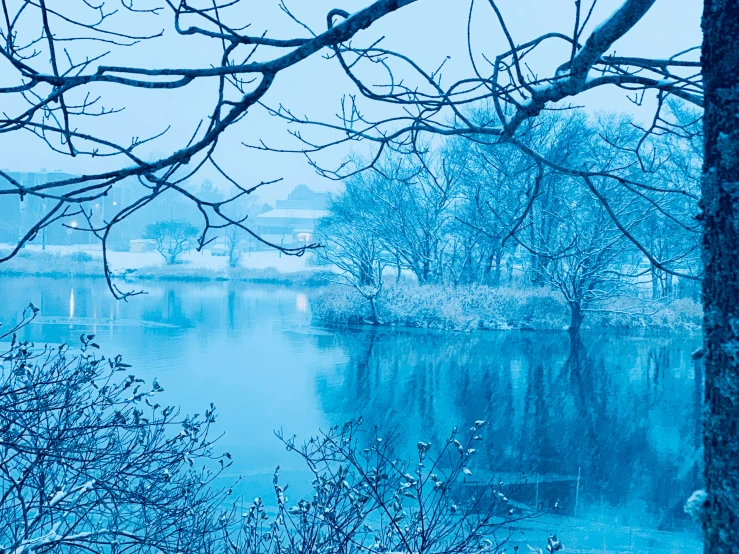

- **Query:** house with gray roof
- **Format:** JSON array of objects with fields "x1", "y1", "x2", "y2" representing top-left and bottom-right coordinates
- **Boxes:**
[{"x1": 254, "y1": 185, "x2": 328, "y2": 249}]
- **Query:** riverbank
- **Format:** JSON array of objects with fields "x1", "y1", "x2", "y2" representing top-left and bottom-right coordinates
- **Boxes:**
[
  {"x1": 0, "y1": 247, "x2": 331, "y2": 286},
  {"x1": 312, "y1": 283, "x2": 703, "y2": 333}
]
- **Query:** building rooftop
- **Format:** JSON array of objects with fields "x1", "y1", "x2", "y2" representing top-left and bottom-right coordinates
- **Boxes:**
[
  {"x1": 256, "y1": 208, "x2": 329, "y2": 220},
  {"x1": 275, "y1": 184, "x2": 328, "y2": 210}
]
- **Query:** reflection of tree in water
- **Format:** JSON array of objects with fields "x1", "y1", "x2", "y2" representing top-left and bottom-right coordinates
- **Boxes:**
[
  {"x1": 136, "y1": 286, "x2": 193, "y2": 329},
  {"x1": 318, "y1": 328, "x2": 459, "y2": 444},
  {"x1": 316, "y1": 328, "x2": 702, "y2": 531}
]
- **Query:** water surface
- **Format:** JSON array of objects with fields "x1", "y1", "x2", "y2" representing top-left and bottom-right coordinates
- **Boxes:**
[{"x1": 1, "y1": 277, "x2": 703, "y2": 551}]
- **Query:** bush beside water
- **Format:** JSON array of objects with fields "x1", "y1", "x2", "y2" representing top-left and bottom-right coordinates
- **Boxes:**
[
  {"x1": 1, "y1": 250, "x2": 102, "y2": 278},
  {"x1": 312, "y1": 283, "x2": 702, "y2": 334}
]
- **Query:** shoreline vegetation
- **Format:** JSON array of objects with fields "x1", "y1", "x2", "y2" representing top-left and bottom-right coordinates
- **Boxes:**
[
  {"x1": 0, "y1": 249, "x2": 330, "y2": 287},
  {"x1": 312, "y1": 283, "x2": 703, "y2": 335},
  {"x1": 3, "y1": 249, "x2": 702, "y2": 334}
]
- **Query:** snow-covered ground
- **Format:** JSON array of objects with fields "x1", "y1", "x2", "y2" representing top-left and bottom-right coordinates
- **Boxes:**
[
  {"x1": 105, "y1": 249, "x2": 317, "y2": 273},
  {"x1": 1, "y1": 243, "x2": 320, "y2": 274}
]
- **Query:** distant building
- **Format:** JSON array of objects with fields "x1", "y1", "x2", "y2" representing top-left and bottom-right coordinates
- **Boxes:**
[
  {"x1": 0, "y1": 170, "x2": 135, "y2": 247},
  {"x1": 0, "y1": 170, "x2": 79, "y2": 245},
  {"x1": 255, "y1": 185, "x2": 328, "y2": 249},
  {"x1": 275, "y1": 184, "x2": 328, "y2": 210}
]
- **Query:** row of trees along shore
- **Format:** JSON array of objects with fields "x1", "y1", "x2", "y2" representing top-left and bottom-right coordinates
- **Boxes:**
[
  {"x1": 0, "y1": 0, "x2": 736, "y2": 550},
  {"x1": 316, "y1": 107, "x2": 701, "y2": 333}
]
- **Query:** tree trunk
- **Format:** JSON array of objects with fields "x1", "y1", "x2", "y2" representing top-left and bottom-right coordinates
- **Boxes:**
[
  {"x1": 701, "y1": 2, "x2": 739, "y2": 549},
  {"x1": 650, "y1": 264, "x2": 660, "y2": 299},
  {"x1": 493, "y1": 249, "x2": 503, "y2": 286},
  {"x1": 568, "y1": 302, "x2": 584, "y2": 335},
  {"x1": 368, "y1": 296, "x2": 380, "y2": 325},
  {"x1": 665, "y1": 272, "x2": 674, "y2": 297},
  {"x1": 422, "y1": 259, "x2": 430, "y2": 284}
]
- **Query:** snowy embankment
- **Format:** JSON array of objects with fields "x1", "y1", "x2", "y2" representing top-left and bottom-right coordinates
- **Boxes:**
[
  {"x1": 0, "y1": 244, "x2": 331, "y2": 286},
  {"x1": 312, "y1": 283, "x2": 703, "y2": 334}
]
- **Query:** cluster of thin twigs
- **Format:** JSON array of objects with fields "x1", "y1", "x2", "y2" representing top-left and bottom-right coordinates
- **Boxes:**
[{"x1": 0, "y1": 1, "x2": 703, "y2": 299}]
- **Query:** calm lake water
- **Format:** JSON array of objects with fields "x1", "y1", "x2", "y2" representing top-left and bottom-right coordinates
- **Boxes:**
[{"x1": 1, "y1": 277, "x2": 704, "y2": 551}]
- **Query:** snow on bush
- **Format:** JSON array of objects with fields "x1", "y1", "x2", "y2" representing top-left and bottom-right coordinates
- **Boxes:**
[
  {"x1": 312, "y1": 283, "x2": 702, "y2": 333},
  {"x1": 0, "y1": 248, "x2": 330, "y2": 286},
  {"x1": 313, "y1": 283, "x2": 569, "y2": 331}
]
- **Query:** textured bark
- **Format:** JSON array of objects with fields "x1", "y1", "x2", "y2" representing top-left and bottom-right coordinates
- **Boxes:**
[
  {"x1": 701, "y1": 1, "x2": 739, "y2": 550},
  {"x1": 368, "y1": 296, "x2": 380, "y2": 325},
  {"x1": 568, "y1": 302, "x2": 584, "y2": 334}
]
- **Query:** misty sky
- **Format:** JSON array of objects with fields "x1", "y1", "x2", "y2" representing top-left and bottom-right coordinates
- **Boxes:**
[{"x1": 0, "y1": 0, "x2": 701, "y2": 204}]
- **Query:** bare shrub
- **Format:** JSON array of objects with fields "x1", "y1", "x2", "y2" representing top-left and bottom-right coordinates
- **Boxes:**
[
  {"x1": 229, "y1": 418, "x2": 541, "y2": 554},
  {"x1": 0, "y1": 306, "x2": 230, "y2": 554}
]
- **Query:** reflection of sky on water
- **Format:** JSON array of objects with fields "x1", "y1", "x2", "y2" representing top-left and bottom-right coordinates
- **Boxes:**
[{"x1": 1, "y1": 277, "x2": 702, "y2": 547}]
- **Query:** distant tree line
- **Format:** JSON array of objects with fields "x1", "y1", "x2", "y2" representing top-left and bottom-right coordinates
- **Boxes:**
[{"x1": 317, "y1": 106, "x2": 701, "y2": 332}]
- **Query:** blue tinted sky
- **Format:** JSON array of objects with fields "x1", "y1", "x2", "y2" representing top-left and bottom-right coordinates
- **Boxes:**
[{"x1": 0, "y1": 0, "x2": 701, "y2": 203}]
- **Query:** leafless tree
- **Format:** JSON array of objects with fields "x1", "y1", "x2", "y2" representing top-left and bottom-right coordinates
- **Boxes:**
[
  {"x1": 450, "y1": 142, "x2": 528, "y2": 287},
  {"x1": 450, "y1": 111, "x2": 595, "y2": 287},
  {"x1": 371, "y1": 149, "x2": 464, "y2": 285},
  {"x1": 223, "y1": 194, "x2": 262, "y2": 268},
  {"x1": 524, "y1": 179, "x2": 635, "y2": 333},
  {"x1": 144, "y1": 219, "x2": 198, "y2": 265},
  {"x1": 316, "y1": 181, "x2": 388, "y2": 324},
  {"x1": 224, "y1": 225, "x2": 244, "y2": 268}
]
